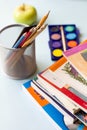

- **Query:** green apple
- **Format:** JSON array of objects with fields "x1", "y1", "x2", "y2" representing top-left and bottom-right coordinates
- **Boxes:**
[{"x1": 13, "y1": 4, "x2": 37, "y2": 25}]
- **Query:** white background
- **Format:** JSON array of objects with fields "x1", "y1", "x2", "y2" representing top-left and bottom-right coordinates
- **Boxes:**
[{"x1": 0, "y1": 0, "x2": 87, "y2": 130}]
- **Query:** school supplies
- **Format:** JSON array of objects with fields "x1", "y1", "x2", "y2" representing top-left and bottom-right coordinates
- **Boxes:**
[
  {"x1": 37, "y1": 56, "x2": 87, "y2": 126},
  {"x1": 22, "y1": 80, "x2": 70, "y2": 130},
  {"x1": 30, "y1": 77, "x2": 87, "y2": 128},
  {"x1": 31, "y1": 77, "x2": 77, "y2": 123},
  {"x1": 22, "y1": 50, "x2": 87, "y2": 129},
  {"x1": 4, "y1": 11, "x2": 50, "y2": 71},
  {"x1": 5, "y1": 24, "x2": 47, "y2": 68},
  {"x1": 22, "y1": 24, "x2": 48, "y2": 47},
  {"x1": 18, "y1": 10, "x2": 50, "y2": 48},
  {"x1": 35, "y1": 38, "x2": 87, "y2": 126},
  {"x1": 48, "y1": 24, "x2": 80, "y2": 61}
]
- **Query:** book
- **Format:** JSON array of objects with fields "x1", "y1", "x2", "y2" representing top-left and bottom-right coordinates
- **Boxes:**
[
  {"x1": 68, "y1": 123, "x2": 87, "y2": 130},
  {"x1": 22, "y1": 79, "x2": 87, "y2": 130},
  {"x1": 34, "y1": 76, "x2": 80, "y2": 114},
  {"x1": 63, "y1": 40, "x2": 87, "y2": 80},
  {"x1": 22, "y1": 80, "x2": 69, "y2": 130},
  {"x1": 37, "y1": 56, "x2": 87, "y2": 126},
  {"x1": 31, "y1": 77, "x2": 76, "y2": 123}
]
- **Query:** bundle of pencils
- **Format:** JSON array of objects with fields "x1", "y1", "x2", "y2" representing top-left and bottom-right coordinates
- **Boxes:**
[
  {"x1": 13, "y1": 10, "x2": 50, "y2": 48},
  {"x1": 5, "y1": 11, "x2": 50, "y2": 68}
]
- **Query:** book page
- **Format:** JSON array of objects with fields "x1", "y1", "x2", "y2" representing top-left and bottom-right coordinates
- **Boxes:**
[
  {"x1": 54, "y1": 61, "x2": 87, "y2": 97},
  {"x1": 63, "y1": 42, "x2": 87, "y2": 80}
]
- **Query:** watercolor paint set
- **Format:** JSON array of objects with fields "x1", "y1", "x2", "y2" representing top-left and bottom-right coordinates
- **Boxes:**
[{"x1": 48, "y1": 24, "x2": 80, "y2": 61}]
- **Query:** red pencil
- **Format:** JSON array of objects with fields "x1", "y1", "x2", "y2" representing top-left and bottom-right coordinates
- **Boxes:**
[{"x1": 18, "y1": 30, "x2": 32, "y2": 48}]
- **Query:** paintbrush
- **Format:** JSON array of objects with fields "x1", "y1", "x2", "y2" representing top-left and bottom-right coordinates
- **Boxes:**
[{"x1": 60, "y1": 26, "x2": 66, "y2": 51}]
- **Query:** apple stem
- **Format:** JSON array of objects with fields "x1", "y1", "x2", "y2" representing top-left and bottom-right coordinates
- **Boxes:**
[{"x1": 21, "y1": 3, "x2": 25, "y2": 11}]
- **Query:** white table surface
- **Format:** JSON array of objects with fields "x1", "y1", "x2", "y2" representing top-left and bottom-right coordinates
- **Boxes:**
[{"x1": 0, "y1": 0, "x2": 87, "y2": 130}]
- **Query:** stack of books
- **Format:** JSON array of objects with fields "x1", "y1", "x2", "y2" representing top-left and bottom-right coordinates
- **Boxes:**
[{"x1": 22, "y1": 40, "x2": 87, "y2": 130}]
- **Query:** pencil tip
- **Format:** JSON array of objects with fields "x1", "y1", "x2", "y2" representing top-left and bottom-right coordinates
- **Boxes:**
[{"x1": 48, "y1": 10, "x2": 50, "y2": 15}]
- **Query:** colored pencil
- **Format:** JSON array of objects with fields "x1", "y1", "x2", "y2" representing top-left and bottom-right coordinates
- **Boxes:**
[
  {"x1": 5, "y1": 11, "x2": 49, "y2": 68},
  {"x1": 13, "y1": 32, "x2": 26, "y2": 48},
  {"x1": 22, "y1": 24, "x2": 48, "y2": 47},
  {"x1": 18, "y1": 30, "x2": 33, "y2": 48},
  {"x1": 9, "y1": 24, "x2": 48, "y2": 67}
]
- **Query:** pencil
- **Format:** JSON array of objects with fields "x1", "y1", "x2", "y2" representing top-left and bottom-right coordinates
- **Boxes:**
[
  {"x1": 37, "y1": 11, "x2": 50, "y2": 29},
  {"x1": 25, "y1": 26, "x2": 38, "y2": 41},
  {"x1": 18, "y1": 29, "x2": 33, "y2": 47},
  {"x1": 25, "y1": 11, "x2": 50, "y2": 41},
  {"x1": 6, "y1": 11, "x2": 50, "y2": 67},
  {"x1": 22, "y1": 24, "x2": 48, "y2": 47},
  {"x1": 9, "y1": 48, "x2": 26, "y2": 69},
  {"x1": 8, "y1": 24, "x2": 48, "y2": 67},
  {"x1": 21, "y1": 10, "x2": 50, "y2": 45},
  {"x1": 13, "y1": 32, "x2": 26, "y2": 48},
  {"x1": 60, "y1": 26, "x2": 66, "y2": 51}
]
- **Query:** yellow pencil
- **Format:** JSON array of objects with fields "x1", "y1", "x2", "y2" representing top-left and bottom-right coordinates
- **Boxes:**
[
  {"x1": 25, "y1": 11, "x2": 50, "y2": 42},
  {"x1": 28, "y1": 11, "x2": 50, "y2": 39},
  {"x1": 36, "y1": 10, "x2": 50, "y2": 29}
]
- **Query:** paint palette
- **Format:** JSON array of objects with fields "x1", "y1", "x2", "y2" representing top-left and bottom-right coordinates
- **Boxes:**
[{"x1": 48, "y1": 24, "x2": 80, "y2": 61}]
